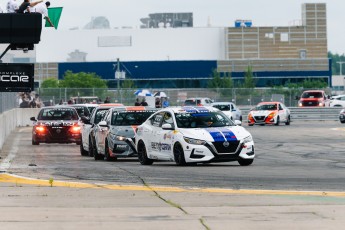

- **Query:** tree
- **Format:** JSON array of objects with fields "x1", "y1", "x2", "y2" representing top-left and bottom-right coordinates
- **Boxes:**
[
  {"x1": 207, "y1": 69, "x2": 233, "y2": 88},
  {"x1": 59, "y1": 71, "x2": 108, "y2": 88},
  {"x1": 242, "y1": 66, "x2": 255, "y2": 88},
  {"x1": 41, "y1": 78, "x2": 59, "y2": 88}
]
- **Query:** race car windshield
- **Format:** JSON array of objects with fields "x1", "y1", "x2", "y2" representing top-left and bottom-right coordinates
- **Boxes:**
[
  {"x1": 38, "y1": 108, "x2": 79, "y2": 120},
  {"x1": 213, "y1": 104, "x2": 230, "y2": 111},
  {"x1": 255, "y1": 104, "x2": 277, "y2": 110},
  {"x1": 112, "y1": 111, "x2": 154, "y2": 126},
  {"x1": 175, "y1": 112, "x2": 234, "y2": 128},
  {"x1": 301, "y1": 92, "x2": 323, "y2": 98}
]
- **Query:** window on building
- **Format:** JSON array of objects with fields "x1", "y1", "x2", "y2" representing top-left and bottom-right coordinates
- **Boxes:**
[
  {"x1": 265, "y1": 33, "x2": 274, "y2": 39},
  {"x1": 280, "y1": 33, "x2": 289, "y2": 42}
]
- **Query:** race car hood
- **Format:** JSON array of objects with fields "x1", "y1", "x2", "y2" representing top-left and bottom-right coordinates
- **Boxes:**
[
  {"x1": 36, "y1": 120, "x2": 79, "y2": 126},
  {"x1": 249, "y1": 110, "x2": 276, "y2": 117},
  {"x1": 110, "y1": 125, "x2": 137, "y2": 138},
  {"x1": 179, "y1": 125, "x2": 250, "y2": 142}
]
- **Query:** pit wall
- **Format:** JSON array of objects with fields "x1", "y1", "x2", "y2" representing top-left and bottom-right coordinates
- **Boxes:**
[{"x1": 0, "y1": 108, "x2": 40, "y2": 152}]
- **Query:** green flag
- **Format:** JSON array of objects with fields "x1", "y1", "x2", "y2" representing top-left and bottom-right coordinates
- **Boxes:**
[{"x1": 45, "y1": 7, "x2": 63, "y2": 29}]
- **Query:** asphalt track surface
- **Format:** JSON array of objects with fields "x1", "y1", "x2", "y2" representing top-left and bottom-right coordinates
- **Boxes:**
[
  {"x1": 1, "y1": 121, "x2": 345, "y2": 230},
  {"x1": 1, "y1": 120, "x2": 345, "y2": 192}
]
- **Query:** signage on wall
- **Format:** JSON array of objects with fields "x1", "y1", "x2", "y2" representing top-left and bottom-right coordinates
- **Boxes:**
[{"x1": 0, "y1": 63, "x2": 34, "y2": 92}]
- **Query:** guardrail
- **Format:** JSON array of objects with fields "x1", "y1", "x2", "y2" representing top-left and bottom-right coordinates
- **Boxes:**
[{"x1": 240, "y1": 107, "x2": 342, "y2": 121}]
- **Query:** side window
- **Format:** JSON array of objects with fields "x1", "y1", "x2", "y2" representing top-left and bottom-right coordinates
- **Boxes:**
[
  {"x1": 162, "y1": 112, "x2": 174, "y2": 126},
  {"x1": 150, "y1": 112, "x2": 164, "y2": 127},
  {"x1": 279, "y1": 104, "x2": 283, "y2": 110},
  {"x1": 231, "y1": 104, "x2": 235, "y2": 111}
]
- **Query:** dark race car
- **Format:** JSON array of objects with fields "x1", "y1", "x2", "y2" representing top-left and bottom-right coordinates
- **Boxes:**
[
  {"x1": 340, "y1": 109, "x2": 345, "y2": 124},
  {"x1": 30, "y1": 107, "x2": 81, "y2": 145}
]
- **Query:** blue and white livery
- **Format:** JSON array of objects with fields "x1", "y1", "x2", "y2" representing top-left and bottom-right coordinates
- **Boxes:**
[{"x1": 133, "y1": 106, "x2": 255, "y2": 166}]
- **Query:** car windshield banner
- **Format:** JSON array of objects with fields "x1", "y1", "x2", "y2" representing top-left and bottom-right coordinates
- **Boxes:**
[{"x1": 0, "y1": 63, "x2": 34, "y2": 92}]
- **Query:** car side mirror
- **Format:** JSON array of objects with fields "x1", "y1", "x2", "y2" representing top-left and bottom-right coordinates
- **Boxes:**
[
  {"x1": 162, "y1": 123, "x2": 174, "y2": 130},
  {"x1": 80, "y1": 116, "x2": 90, "y2": 124},
  {"x1": 98, "y1": 121, "x2": 108, "y2": 127},
  {"x1": 30, "y1": 117, "x2": 36, "y2": 121}
]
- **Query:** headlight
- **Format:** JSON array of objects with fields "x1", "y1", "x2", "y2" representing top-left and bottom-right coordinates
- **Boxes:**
[
  {"x1": 115, "y1": 135, "x2": 127, "y2": 141},
  {"x1": 243, "y1": 135, "x2": 253, "y2": 144},
  {"x1": 267, "y1": 112, "x2": 275, "y2": 119},
  {"x1": 183, "y1": 137, "x2": 206, "y2": 145},
  {"x1": 298, "y1": 101, "x2": 302, "y2": 107}
]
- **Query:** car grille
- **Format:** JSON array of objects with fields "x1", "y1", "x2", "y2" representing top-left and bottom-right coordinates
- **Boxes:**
[
  {"x1": 302, "y1": 101, "x2": 319, "y2": 106},
  {"x1": 212, "y1": 141, "x2": 240, "y2": 154},
  {"x1": 254, "y1": 116, "x2": 265, "y2": 122},
  {"x1": 47, "y1": 126, "x2": 69, "y2": 140}
]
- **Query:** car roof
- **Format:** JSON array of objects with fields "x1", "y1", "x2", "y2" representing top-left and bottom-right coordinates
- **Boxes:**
[
  {"x1": 258, "y1": 102, "x2": 281, "y2": 105},
  {"x1": 99, "y1": 103, "x2": 124, "y2": 107},
  {"x1": 185, "y1": 98, "x2": 211, "y2": 100},
  {"x1": 302, "y1": 90, "x2": 325, "y2": 93},
  {"x1": 212, "y1": 102, "x2": 234, "y2": 105},
  {"x1": 110, "y1": 106, "x2": 157, "y2": 112},
  {"x1": 162, "y1": 106, "x2": 218, "y2": 113}
]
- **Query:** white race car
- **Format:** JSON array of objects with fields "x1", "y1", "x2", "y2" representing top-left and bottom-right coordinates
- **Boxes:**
[{"x1": 133, "y1": 106, "x2": 254, "y2": 166}]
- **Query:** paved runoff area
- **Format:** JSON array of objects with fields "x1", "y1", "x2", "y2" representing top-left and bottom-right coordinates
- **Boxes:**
[{"x1": 1, "y1": 121, "x2": 345, "y2": 229}]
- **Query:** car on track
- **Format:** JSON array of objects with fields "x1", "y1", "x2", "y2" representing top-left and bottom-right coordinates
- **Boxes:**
[
  {"x1": 92, "y1": 106, "x2": 158, "y2": 161},
  {"x1": 339, "y1": 109, "x2": 345, "y2": 123},
  {"x1": 247, "y1": 102, "x2": 291, "y2": 126},
  {"x1": 132, "y1": 106, "x2": 255, "y2": 166},
  {"x1": 30, "y1": 107, "x2": 81, "y2": 145},
  {"x1": 79, "y1": 103, "x2": 123, "y2": 156},
  {"x1": 212, "y1": 102, "x2": 242, "y2": 121},
  {"x1": 183, "y1": 98, "x2": 213, "y2": 106},
  {"x1": 297, "y1": 90, "x2": 329, "y2": 107},
  {"x1": 68, "y1": 104, "x2": 93, "y2": 118},
  {"x1": 329, "y1": 95, "x2": 345, "y2": 107}
]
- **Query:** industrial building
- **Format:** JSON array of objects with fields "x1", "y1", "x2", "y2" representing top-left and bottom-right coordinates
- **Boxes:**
[{"x1": 2, "y1": 3, "x2": 332, "y2": 88}]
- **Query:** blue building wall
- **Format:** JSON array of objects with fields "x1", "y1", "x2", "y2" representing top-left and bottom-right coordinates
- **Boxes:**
[
  {"x1": 59, "y1": 61, "x2": 217, "y2": 80},
  {"x1": 58, "y1": 59, "x2": 332, "y2": 88}
]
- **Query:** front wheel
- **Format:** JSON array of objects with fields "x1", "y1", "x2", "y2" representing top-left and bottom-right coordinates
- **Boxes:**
[
  {"x1": 275, "y1": 116, "x2": 280, "y2": 126},
  {"x1": 80, "y1": 143, "x2": 88, "y2": 156},
  {"x1": 137, "y1": 141, "x2": 153, "y2": 165},
  {"x1": 238, "y1": 158, "x2": 254, "y2": 166},
  {"x1": 104, "y1": 141, "x2": 116, "y2": 161},
  {"x1": 173, "y1": 143, "x2": 186, "y2": 166},
  {"x1": 285, "y1": 115, "x2": 291, "y2": 125}
]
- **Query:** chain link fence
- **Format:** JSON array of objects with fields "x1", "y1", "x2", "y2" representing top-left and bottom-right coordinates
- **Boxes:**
[{"x1": 35, "y1": 87, "x2": 333, "y2": 107}]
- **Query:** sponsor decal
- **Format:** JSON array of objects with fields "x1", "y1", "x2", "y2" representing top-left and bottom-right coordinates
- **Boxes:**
[
  {"x1": 39, "y1": 121, "x2": 75, "y2": 126},
  {"x1": 163, "y1": 133, "x2": 172, "y2": 140},
  {"x1": 151, "y1": 142, "x2": 172, "y2": 151},
  {"x1": 204, "y1": 127, "x2": 237, "y2": 142},
  {"x1": 182, "y1": 106, "x2": 210, "y2": 113}
]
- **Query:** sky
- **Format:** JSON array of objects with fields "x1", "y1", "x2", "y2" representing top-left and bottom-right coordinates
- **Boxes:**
[{"x1": 1, "y1": 0, "x2": 344, "y2": 54}]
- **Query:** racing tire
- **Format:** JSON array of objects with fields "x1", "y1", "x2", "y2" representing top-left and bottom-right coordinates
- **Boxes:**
[
  {"x1": 173, "y1": 143, "x2": 186, "y2": 166},
  {"x1": 341, "y1": 120, "x2": 345, "y2": 124},
  {"x1": 240, "y1": 116, "x2": 243, "y2": 122},
  {"x1": 32, "y1": 139, "x2": 39, "y2": 145},
  {"x1": 275, "y1": 116, "x2": 280, "y2": 126},
  {"x1": 104, "y1": 141, "x2": 117, "y2": 162},
  {"x1": 80, "y1": 143, "x2": 88, "y2": 156},
  {"x1": 93, "y1": 144, "x2": 103, "y2": 161},
  {"x1": 238, "y1": 158, "x2": 254, "y2": 166},
  {"x1": 76, "y1": 142, "x2": 81, "y2": 145},
  {"x1": 285, "y1": 115, "x2": 291, "y2": 125},
  {"x1": 137, "y1": 141, "x2": 153, "y2": 165},
  {"x1": 88, "y1": 137, "x2": 94, "y2": 157}
]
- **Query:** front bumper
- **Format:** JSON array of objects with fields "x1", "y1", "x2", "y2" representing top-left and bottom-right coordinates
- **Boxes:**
[
  {"x1": 184, "y1": 140, "x2": 255, "y2": 163},
  {"x1": 110, "y1": 139, "x2": 137, "y2": 157},
  {"x1": 32, "y1": 133, "x2": 81, "y2": 143}
]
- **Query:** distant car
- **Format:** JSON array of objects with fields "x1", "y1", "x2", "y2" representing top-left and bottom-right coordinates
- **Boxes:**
[
  {"x1": 297, "y1": 90, "x2": 329, "y2": 107},
  {"x1": 93, "y1": 106, "x2": 158, "y2": 161},
  {"x1": 339, "y1": 109, "x2": 345, "y2": 123},
  {"x1": 248, "y1": 102, "x2": 291, "y2": 126},
  {"x1": 69, "y1": 104, "x2": 92, "y2": 118},
  {"x1": 184, "y1": 98, "x2": 213, "y2": 106},
  {"x1": 133, "y1": 106, "x2": 255, "y2": 166},
  {"x1": 329, "y1": 95, "x2": 345, "y2": 107},
  {"x1": 79, "y1": 103, "x2": 123, "y2": 157},
  {"x1": 30, "y1": 107, "x2": 81, "y2": 145},
  {"x1": 212, "y1": 102, "x2": 242, "y2": 121}
]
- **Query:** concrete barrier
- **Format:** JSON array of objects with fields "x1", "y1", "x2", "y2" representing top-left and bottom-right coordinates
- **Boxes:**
[{"x1": 0, "y1": 108, "x2": 40, "y2": 152}]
